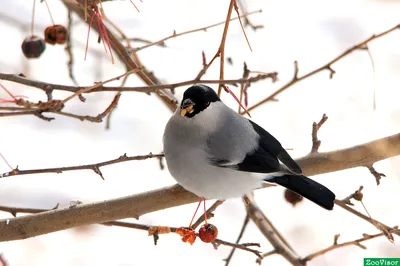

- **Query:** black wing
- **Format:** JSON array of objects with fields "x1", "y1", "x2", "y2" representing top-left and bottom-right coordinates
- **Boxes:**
[
  {"x1": 210, "y1": 119, "x2": 302, "y2": 175},
  {"x1": 241, "y1": 120, "x2": 302, "y2": 174}
]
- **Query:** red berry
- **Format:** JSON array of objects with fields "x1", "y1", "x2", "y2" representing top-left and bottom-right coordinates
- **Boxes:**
[
  {"x1": 44, "y1": 25, "x2": 68, "y2": 45},
  {"x1": 284, "y1": 189, "x2": 303, "y2": 207},
  {"x1": 198, "y1": 224, "x2": 218, "y2": 243},
  {"x1": 21, "y1": 35, "x2": 46, "y2": 59}
]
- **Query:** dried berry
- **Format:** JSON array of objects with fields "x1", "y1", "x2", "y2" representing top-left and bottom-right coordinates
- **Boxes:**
[
  {"x1": 21, "y1": 35, "x2": 46, "y2": 59},
  {"x1": 353, "y1": 191, "x2": 363, "y2": 201},
  {"x1": 176, "y1": 227, "x2": 196, "y2": 245},
  {"x1": 44, "y1": 25, "x2": 68, "y2": 45},
  {"x1": 198, "y1": 224, "x2": 218, "y2": 243},
  {"x1": 284, "y1": 189, "x2": 303, "y2": 207}
]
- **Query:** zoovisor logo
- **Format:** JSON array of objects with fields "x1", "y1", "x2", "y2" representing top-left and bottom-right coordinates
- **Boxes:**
[{"x1": 364, "y1": 258, "x2": 400, "y2": 266}]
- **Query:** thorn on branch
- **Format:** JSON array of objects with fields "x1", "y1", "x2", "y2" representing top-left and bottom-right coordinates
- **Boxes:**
[
  {"x1": 33, "y1": 111, "x2": 54, "y2": 121},
  {"x1": 78, "y1": 94, "x2": 86, "y2": 102},
  {"x1": 311, "y1": 113, "x2": 328, "y2": 153},
  {"x1": 148, "y1": 226, "x2": 171, "y2": 245},
  {"x1": 366, "y1": 165, "x2": 386, "y2": 185},
  {"x1": 333, "y1": 234, "x2": 340, "y2": 245},
  {"x1": 92, "y1": 166, "x2": 104, "y2": 180},
  {"x1": 44, "y1": 86, "x2": 53, "y2": 101},
  {"x1": 293, "y1": 61, "x2": 299, "y2": 81},
  {"x1": 158, "y1": 155, "x2": 165, "y2": 170},
  {"x1": 327, "y1": 66, "x2": 336, "y2": 79},
  {"x1": 256, "y1": 250, "x2": 277, "y2": 265}
]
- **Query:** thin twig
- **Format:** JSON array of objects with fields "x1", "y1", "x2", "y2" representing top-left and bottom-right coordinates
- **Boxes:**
[
  {"x1": 0, "y1": 153, "x2": 163, "y2": 178},
  {"x1": 65, "y1": 10, "x2": 78, "y2": 86},
  {"x1": 61, "y1": 69, "x2": 139, "y2": 104},
  {"x1": 366, "y1": 165, "x2": 386, "y2": 185},
  {"x1": 233, "y1": 0, "x2": 252, "y2": 52},
  {"x1": 244, "y1": 194, "x2": 304, "y2": 266},
  {"x1": 217, "y1": 0, "x2": 235, "y2": 96},
  {"x1": 0, "y1": 73, "x2": 277, "y2": 94},
  {"x1": 224, "y1": 214, "x2": 250, "y2": 266},
  {"x1": 238, "y1": 62, "x2": 250, "y2": 113},
  {"x1": 311, "y1": 113, "x2": 328, "y2": 153},
  {"x1": 214, "y1": 238, "x2": 262, "y2": 259},
  {"x1": 334, "y1": 199, "x2": 399, "y2": 238},
  {"x1": 256, "y1": 250, "x2": 278, "y2": 264},
  {"x1": 132, "y1": 9, "x2": 262, "y2": 52},
  {"x1": 244, "y1": 24, "x2": 400, "y2": 114},
  {"x1": 302, "y1": 229, "x2": 400, "y2": 262}
]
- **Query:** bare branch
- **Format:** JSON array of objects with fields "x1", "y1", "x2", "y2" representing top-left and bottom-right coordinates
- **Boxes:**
[
  {"x1": 61, "y1": 0, "x2": 178, "y2": 111},
  {"x1": 302, "y1": 228, "x2": 400, "y2": 263},
  {"x1": 217, "y1": 0, "x2": 235, "y2": 96},
  {"x1": 311, "y1": 113, "x2": 328, "y2": 153},
  {"x1": 132, "y1": 9, "x2": 262, "y2": 52},
  {"x1": 0, "y1": 133, "x2": 399, "y2": 242},
  {"x1": 0, "y1": 153, "x2": 162, "y2": 178},
  {"x1": 244, "y1": 194, "x2": 304, "y2": 266},
  {"x1": 0, "y1": 73, "x2": 277, "y2": 95},
  {"x1": 224, "y1": 214, "x2": 250, "y2": 266},
  {"x1": 366, "y1": 165, "x2": 386, "y2": 185},
  {"x1": 334, "y1": 200, "x2": 399, "y2": 238},
  {"x1": 244, "y1": 24, "x2": 400, "y2": 114}
]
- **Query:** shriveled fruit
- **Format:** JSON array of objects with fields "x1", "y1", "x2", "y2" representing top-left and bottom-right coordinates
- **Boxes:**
[
  {"x1": 176, "y1": 227, "x2": 196, "y2": 245},
  {"x1": 44, "y1": 25, "x2": 68, "y2": 45},
  {"x1": 284, "y1": 189, "x2": 303, "y2": 207},
  {"x1": 198, "y1": 223, "x2": 218, "y2": 243},
  {"x1": 21, "y1": 35, "x2": 46, "y2": 59}
]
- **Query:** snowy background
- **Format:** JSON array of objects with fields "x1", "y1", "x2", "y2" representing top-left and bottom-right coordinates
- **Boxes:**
[{"x1": 0, "y1": 0, "x2": 399, "y2": 265}]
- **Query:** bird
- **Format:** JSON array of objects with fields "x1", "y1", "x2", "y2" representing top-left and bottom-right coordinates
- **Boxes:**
[{"x1": 163, "y1": 84, "x2": 335, "y2": 227}]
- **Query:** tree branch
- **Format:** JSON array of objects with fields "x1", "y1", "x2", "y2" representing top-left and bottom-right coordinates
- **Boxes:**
[
  {"x1": 0, "y1": 73, "x2": 277, "y2": 95},
  {"x1": 132, "y1": 9, "x2": 262, "y2": 52},
  {"x1": 0, "y1": 153, "x2": 162, "y2": 178},
  {"x1": 302, "y1": 228, "x2": 400, "y2": 263},
  {"x1": 61, "y1": 0, "x2": 178, "y2": 112},
  {"x1": 244, "y1": 194, "x2": 304, "y2": 266},
  {"x1": 0, "y1": 133, "x2": 399, "y2": 242},
  {"x1": 243, "y1": 24, "x2": 400, "y2": 114}
]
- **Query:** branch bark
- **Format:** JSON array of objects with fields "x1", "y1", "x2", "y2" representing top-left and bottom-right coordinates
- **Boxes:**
[{"x1": 0, "y1": 133, "x2": 399, "y2": 242}]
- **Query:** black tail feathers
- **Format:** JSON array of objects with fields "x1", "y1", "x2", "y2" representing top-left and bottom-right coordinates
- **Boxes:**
[{"x1": 267, "y1": 175, "x2": 335, "y2": 210}]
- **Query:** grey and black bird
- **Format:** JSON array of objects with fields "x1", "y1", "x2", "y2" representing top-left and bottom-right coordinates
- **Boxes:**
[{"x1": 163, "y1": 85, "x2": 335, "y2": 214}]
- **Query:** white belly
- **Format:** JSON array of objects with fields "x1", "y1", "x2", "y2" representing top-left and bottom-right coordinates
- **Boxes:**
[{"x1": 164, "y1": 147, "x2": 262, "y2": 199}]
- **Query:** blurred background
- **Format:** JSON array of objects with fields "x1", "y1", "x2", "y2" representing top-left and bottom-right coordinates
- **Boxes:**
[{"x1": 0, "y1": 0, "x2": 399, "y2": 265}]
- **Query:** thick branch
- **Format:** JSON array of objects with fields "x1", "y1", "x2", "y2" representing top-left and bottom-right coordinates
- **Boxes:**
[
  {"x1": 0, "y1": 133, "x2": 399, "y2": 242},
  {"x1": 245, "y1": 195, "x2": 304, "y2": 266}
]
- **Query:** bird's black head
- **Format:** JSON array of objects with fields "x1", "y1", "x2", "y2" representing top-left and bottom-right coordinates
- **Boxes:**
[{"x1": 180, "y1": 85, "x2": 221, "y2": 118}]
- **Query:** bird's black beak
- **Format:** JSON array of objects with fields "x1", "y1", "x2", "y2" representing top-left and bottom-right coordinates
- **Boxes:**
[{"x1": 180, "y1": 98, "x2": 195, "y2": 117}]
